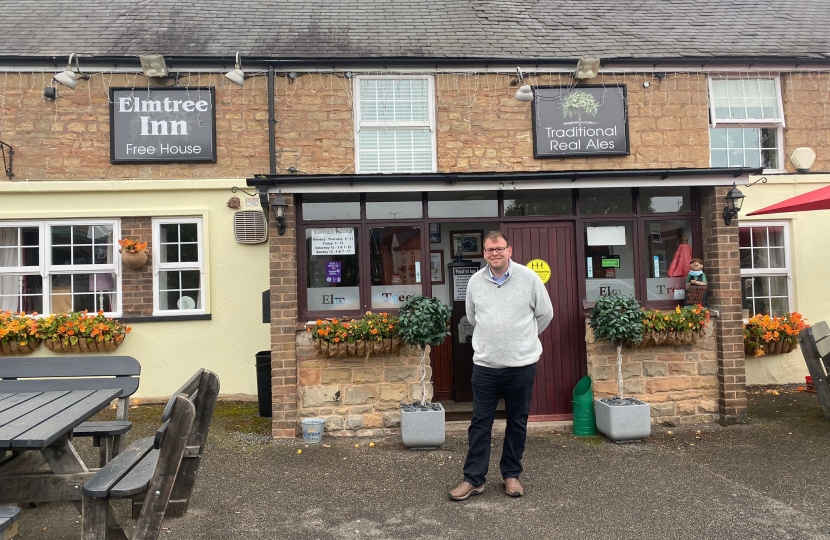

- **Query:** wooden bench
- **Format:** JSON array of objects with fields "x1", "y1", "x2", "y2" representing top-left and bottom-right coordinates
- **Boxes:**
[
  {"x1": 0, "y1": 506, "x2": 20, "y2": 540},
  {"x1": 0, "y1": 356, "x2": 141, "y2": 466},
  {"x1": 82, "y1": 369, "x2": 219, "y2": 540},
  {"x1": 800, "y1": 321, "x2": 830, "y2": 420}
]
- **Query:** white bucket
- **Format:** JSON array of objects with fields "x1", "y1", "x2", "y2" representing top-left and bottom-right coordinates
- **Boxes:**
[{"x1": 300, "y1": 417, "x2": 326, "y2": 443}]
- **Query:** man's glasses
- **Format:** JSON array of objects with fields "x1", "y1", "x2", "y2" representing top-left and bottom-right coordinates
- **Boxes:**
[{"x1": 483, "y1": 247, "x2": 509, "y2": 255}]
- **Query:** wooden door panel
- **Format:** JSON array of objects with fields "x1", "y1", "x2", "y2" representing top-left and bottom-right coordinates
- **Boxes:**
[{"x1": 507, "y1": 222, "x2": 584, "y2": 418}]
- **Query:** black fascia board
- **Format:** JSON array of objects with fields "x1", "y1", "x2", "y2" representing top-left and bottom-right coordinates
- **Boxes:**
[{"x1": 247, "y1": 167, "x2": 763, "y2": 187}]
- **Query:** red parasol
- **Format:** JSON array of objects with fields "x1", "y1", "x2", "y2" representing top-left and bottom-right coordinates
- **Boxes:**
[{"x1": 746, "y1": 185, "x2": 830, "y2": 216}]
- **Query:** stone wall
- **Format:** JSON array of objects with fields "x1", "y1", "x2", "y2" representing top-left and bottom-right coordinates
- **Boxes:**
[
  {"x1": 586, "y1": 321, "x2": 719, "y2": 425},
  {"x1": 295, "y1": 331, "x2": 433, "y2": 436}
]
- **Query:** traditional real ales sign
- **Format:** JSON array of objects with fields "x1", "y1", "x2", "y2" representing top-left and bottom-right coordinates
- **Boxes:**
[
  {"x1": 110, "y1": 87, "x2": 216, "y2": 163},
  {"x1": 532, "y1": 85, "x2": 629, "y2": 158}
]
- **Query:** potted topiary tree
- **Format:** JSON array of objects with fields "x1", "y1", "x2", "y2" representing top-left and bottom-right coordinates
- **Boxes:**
[
  {"x1": 588, "y1": 292, "x2": 651, "y2": 442},
  {"x1": 397, "y1": 295, "x2": 452, "y2": 449}
]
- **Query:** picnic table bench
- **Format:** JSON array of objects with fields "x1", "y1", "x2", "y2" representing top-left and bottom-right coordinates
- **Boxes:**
[
  {"x1": 0, "y1": 506, "x2": 20, "y2": 540},
  {"x1": 82, "y1": 368, "x2": 219, "y2": 540},
  {"x1": 799, "y1": 320, "x2": 830, "y2": 420},
  {"x1": 0, "y1": 356, "x2": 140, "y2": 466}
]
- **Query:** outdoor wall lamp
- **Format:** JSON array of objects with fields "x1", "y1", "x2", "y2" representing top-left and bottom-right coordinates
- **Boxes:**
[
  {"x1": 511, "y1": 67, "x2": 533, "y2": 102},
  {"x1": 575, "y1": 57, "x2": 601, "y2": 79},
  {"x1": 53, "y1": 53, "x2": 89, "y2": 89},
  {"x1": 723, "y1": 183, "x2": 746, "y2": 226},
  {"x1": 139, "y1": 54, "x2": 169, "y2": 78},
  {"x1": 271, "y1": 193, "x2": 288, "y2": 235},
  {"x1": 224, "y1": 52, "x2": 245, "y2": 86}
]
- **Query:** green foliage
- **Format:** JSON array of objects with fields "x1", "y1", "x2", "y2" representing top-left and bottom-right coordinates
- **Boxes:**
[
  {"x1": 588, "y1": 293, "x2": 644, "y2": 346},
  {"x1": 397, "y1": 295, "x2": 452, "y2": 349},
  {"x1": 563, "y1": 90, "x2": 599, "y2": 120}
]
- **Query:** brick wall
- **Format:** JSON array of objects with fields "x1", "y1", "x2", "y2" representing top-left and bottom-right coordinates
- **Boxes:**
[
  {"x1": 296, "y1": 332, "x2": 432, "y2": 436},
  {"x1": 586, "y1": 323, "x2": 720, "y2": 425},
  {"x1": 120, "y1": 217, "x2": 154, "y2": 316}
]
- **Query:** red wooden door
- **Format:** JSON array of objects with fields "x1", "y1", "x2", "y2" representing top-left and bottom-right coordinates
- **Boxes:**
[{"x1": 506, "y1": 222, "x2": 584, "y2": 419}]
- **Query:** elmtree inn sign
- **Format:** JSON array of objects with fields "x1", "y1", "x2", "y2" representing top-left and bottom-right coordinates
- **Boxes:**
[
  {"x1": 532, "y1": 85, "x2": 629, "y2": 158},
  {"x1": 110, "y1": 87, "x2": 217, "y2": 163}
]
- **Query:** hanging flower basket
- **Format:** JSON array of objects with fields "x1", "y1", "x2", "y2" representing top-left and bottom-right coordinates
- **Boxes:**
[
  {"x1": 43, "y1": 336, "x2": 124, "y2": 353},
  {"x1": 121, "y1": 249, "x2": 148, "y2": 271},
  {"x1": 0, "y1": 339, "x2": 42, "y2": 356}
]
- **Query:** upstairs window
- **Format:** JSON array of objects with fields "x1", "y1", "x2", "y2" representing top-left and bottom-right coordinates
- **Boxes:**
[
  {"x1": 709, "y1": 78, "x2": 784, "y2": 171},
  {"x1": 355, "y1": 76, "x2": 435, "y2": 173}
]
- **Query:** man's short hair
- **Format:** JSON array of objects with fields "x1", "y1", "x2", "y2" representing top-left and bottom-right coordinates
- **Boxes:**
[
  {"x1": 484, "y1": 231, "x2": 509, "y2": 246},
  {"x1": 690, "y1": 258, "x2": 704, "y2": 266}
]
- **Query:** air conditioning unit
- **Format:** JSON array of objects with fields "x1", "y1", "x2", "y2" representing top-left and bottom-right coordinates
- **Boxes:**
[{"x1": 233, "y1": 210, "x2": 267, "y2": 244}]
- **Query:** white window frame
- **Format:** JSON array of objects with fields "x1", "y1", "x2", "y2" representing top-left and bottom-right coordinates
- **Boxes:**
[
  {"x1": 152, "y1": 217, "x2": 205, "y2": 316},
  {"x1": 739, "y1": 221, "x2": 793, "y2": 317},
  {"x1": 0, "y1": 219, "x2": 122, "y2": 315},
  {"x1": 353, "y1": 75, "x2": 437, "y2": 174},
  {"x1": 708, "y1": 76, "x2": 785, "y2": 173}
]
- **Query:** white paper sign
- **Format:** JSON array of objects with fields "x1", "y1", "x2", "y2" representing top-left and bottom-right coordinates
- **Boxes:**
[
  {"x1": 453, "y1": 267, "x2": 478, "y2": 301},
  {"x1": 311, "y1": 228, "x2": 355, "y2": 255},
  {"x1": 586, "y1": 226, "x2": 626, "y2": 246}
]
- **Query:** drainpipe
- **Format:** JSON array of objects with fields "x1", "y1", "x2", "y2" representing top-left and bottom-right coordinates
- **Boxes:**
[{"x1": 268, "y1": 66, "x2": 277, "y2": 175}]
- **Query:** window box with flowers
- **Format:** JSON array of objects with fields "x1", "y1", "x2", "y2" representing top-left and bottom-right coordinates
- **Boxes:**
[
  {"x1": 119, "y1": 238, "x2": 149, "y2": 271},
  {"x1": 0, "y1": 311, "x2": 41, "y2": 355},
  {"x1": 308, "y1": 312, "x2": 401, "y2": 357},
  {"x1": 39, "y1": 310, "x2": 131, "y2": 353},
  {"x1": 638, "y1": 304, "x2": 711, "y2": 347},
  {"x1": 744, "y1": 312, "x2": 808, "y2": 357}
]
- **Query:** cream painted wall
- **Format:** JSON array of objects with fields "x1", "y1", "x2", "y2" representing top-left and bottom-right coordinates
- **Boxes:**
[
  {"x1": 0, "y1": 180, "x2": 271, "y2": 398},
  {"x1": 740, "y1": 173, "x2": 830, "y2": 385}
]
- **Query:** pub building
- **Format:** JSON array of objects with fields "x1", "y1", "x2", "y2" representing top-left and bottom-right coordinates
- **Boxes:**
[{"x1": 2, "y1": 1, "x2": 828, "y2": 438}]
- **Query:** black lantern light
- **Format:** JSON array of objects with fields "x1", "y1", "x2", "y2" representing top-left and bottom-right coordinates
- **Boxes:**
[
  {"x1": 722, "y1": 183, "x2": 745, "y2": 226},
  {"x1": 270, "y1": 193, "x2": 288, "y2": 235}
]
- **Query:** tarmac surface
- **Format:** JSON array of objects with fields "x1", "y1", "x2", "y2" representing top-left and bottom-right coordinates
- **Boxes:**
[{"x1": 12, "y1": 385, "x2": 830, "y2": 540}]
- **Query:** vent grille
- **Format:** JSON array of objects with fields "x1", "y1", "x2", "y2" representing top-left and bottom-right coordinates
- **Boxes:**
[{"x1": 234, "y1": 211, "x2": 267, "y2": 244}]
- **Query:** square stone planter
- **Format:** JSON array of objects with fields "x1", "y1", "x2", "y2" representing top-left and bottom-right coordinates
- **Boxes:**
[
  {"x1": 594, "y1": 398, "x2": 651, "y2": 442},
  {"x1": 400, "y1": 403, "x2": 445, "y2": 449}
]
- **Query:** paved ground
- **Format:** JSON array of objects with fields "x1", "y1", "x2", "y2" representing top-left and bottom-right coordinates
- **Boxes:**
[{"x1": 12, "y1": 385, "x2": 830, "y2": 540}]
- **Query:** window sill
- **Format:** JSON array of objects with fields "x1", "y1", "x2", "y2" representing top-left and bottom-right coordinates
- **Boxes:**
[{"x1": 119, "y1": 314, "x2": 212, "y2": 323}]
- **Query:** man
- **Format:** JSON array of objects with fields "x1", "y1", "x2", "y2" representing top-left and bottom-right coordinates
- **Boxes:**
[{"x1": 449, "y1": 231, "x2": 553, "y2": 501}]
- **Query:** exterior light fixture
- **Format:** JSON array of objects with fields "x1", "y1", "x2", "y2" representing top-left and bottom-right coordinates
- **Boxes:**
[
  {"x1": 511, "y1": 67, "x2": 533, "y2": 102},
  {"x1": 224, "y1": 52, "x2": 245, "y2": 86},
  {"x1": 44, "y1": 87, "x2": 58, "y2": 100},
  {"x1": 53, "y1": 53, "x2": 89, "y2": 89},
  {"x1": 790, "y1": 147, "x2": 816, "y2": 173},
  {"x1": 722, "y1": 183, "x2": 746, "y2": 225},
  {"x1": 139, "y1": 54, "x2": 169, "y2": 78},
  {"x1": 575, "y1": 57, "x2": 601, "y2": 79},
  {"x1": 271, "y1": 193, "x2": 288, "y2": 235}
]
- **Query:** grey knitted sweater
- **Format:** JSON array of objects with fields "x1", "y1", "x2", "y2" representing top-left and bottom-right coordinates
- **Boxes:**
[{"x1": 465, "y1": 260, "x2": 554, "y2": 369}]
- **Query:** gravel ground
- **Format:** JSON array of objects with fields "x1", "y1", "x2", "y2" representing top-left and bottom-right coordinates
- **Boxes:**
[{"x1": 11, "y1": 385, "x2": 830, "y2": 540}]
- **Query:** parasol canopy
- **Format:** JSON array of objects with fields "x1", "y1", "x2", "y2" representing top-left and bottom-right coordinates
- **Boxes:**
[{"x1": 746, "y1": 184, "x2": 830, "y2": 216}]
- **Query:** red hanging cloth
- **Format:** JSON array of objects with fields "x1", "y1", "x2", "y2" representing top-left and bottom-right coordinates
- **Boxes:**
[{"x1": 667, "y1": 243, "x2": 692, "y2": 278}]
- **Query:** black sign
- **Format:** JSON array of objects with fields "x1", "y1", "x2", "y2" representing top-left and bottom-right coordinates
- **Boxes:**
[
  {"x1": 110, "y1": 87, "x2": 217, "y2": 163},
  {"x1": 532, "y1": 85, "x2": 629, "y2": 158}
]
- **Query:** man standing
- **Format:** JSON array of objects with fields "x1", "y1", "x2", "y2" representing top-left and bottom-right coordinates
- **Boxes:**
[{"x1": 449, "y1": 231, "x2": 553, "y2": 501}]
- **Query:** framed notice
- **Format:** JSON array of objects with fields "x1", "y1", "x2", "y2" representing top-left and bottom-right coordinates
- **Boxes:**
[
  {"x1": 451, "y1": 230, "x2": 483, "y2": 258},
  {"x1": 532, "y1": 85, "x2": 629, "y2": 158},
  {"x1": 110, "y1": 87, "x2": 217, "y2": 163},
  {"x1": 430, "y1": 251, "x2": 445, "y2": 284}
]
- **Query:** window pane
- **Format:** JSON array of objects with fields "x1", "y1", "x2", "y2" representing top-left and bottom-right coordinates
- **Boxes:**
[
  {"x1": 51, "y1": 224, "x2": 113, "y2": 267},
  {"x1": 639, "y1": 187, "x2": 690, "y2": 213},
  {"x1": 306, "y1": 227, "x2": 360, "y2": 312},
  {"x1": 428, "y1": 191, "x2": 498, "y2": 218},
  {"x1": 579, "y1": 188, "x2": 632, "y2": 215},
  {"x1": 0, "y1": 274, "x2": 43, "y2": 313},
  {"x1": 158, "y1": 270, "x2": 201, "y2": 311},
  {"x1": 50, "y1": 273, "x2": 110, "y2": 313},
  {"x1": 504, "y1": 190, "x2": 572, "y2": 216},
  {"x1": 645, "y1": 220, "x2": 692, "y2": 301},
  {"x1": 585, "y1": 221, "x2": 635, "y2": 302},
  {"x1": 359, "y1": 129, "x2": 433, "y2": 173},
  {"x1": 0, "y1": 226, "x2": 40, "y2": 267},
  {"x1": 369, "y1": 226, "x2": 423, "y2": 309},
  {"x1": 711, "y1": 149, "x2": 728, "y2": 167},
  {"x1": 366, "y1": 193, "x2": 422, "y2": 220},
  {"x1": 711, "y1": 79, "x2": 780, "y2": 121},
  {"x1": 742, "y1": 276, "x2": 788, "y2": 317},
  {"x1": 766, "y1": 226, "x2": 784, "y2": 246},
  {"x1": 302, "y1": 193, "x2": 360, "y2": 221}
]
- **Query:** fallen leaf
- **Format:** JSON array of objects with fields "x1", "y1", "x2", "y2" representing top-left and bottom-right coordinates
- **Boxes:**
[
  {"x1": 297, "y1": 449, "x2": 302, "y2": 454},
  {"x1": 354, "y1": 444, "x2": 359, "y2": 448},
  {"x1": 322, "y1": 444, "x2": 331, "y2": 448},
  {"x1": 369, "y1": 442, "x2": 375, "y2": 447},
  {"x1": 667, "y1": 430, "x2": 673, "y2": 435}
]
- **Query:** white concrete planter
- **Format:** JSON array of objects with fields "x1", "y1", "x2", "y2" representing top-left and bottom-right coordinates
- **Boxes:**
[
  {"x1": 594, "y1": 398, "x2": 651, "y2": 442},
  {"x1": 400, "y1": 403, "x2": 445, "y2": 449}
]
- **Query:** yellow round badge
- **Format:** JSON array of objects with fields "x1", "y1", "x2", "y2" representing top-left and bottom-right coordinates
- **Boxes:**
[{"x1": 526, "y1": 259, "x2": 551, "y2": 284}]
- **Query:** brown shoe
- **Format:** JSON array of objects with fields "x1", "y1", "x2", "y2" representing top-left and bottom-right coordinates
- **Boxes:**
[
  {"x1": 503, "y1": 477, "x2": 524, "y2": 497},
  {"x1": 448, "y1": 481, "x2": 485, "y2": 501}
]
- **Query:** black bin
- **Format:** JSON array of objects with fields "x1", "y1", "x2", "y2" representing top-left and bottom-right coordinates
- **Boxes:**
[{"x1": 255, "y1": 351, "x2": 273, "y2": 417}]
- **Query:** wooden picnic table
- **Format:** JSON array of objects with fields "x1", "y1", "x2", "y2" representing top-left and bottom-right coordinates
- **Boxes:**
[{"x1": 0, "y1": 388, "x2": 126, "y2": 538}]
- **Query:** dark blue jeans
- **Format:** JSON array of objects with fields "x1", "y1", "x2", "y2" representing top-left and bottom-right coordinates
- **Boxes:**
[{"x1": 462, "y1": 363, "x2": 536, "y2": 487}]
